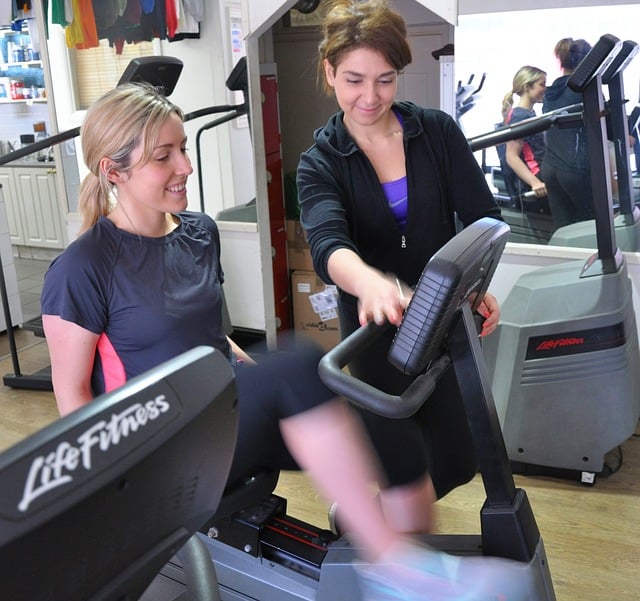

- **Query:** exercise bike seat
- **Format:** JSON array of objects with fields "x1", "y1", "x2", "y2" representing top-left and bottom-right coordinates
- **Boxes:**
[{"x1": 205, "y1": 467, "x2": 280, "y2": 523}]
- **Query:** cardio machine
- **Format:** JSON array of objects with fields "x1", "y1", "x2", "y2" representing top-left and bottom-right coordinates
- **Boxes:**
[
  {"x1": 0, "y1": 58, "x2": 555, "y2": 599},
  {"x1": 0, "y1": 219, "x2": 557, "y2": 600},
  {"x1": 482, "y1": 35, "x2": 640, "y2": 485},
  {"x1": 548, "y1": 39, "x2": 640, "y2": 250},
  {"x1": 139, "y1": 217, "x2": 555, "y2": 600}
]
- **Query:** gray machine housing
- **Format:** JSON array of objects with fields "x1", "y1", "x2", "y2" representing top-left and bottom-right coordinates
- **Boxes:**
[
  {"x1": 484, "y1": 34, "x2": 640, "y2": 481},
  {"x1": 484, "y1": 259, "x2": 640, "y2": 474},
  {"x1": 549, "y1": 214, "x2": 640, "y2": 251},
  {"x1": 146, "y1": 530, "x2": 554, "y2": 601}
]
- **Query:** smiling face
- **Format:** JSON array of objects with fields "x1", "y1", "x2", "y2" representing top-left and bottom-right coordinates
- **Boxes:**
[
  {"x1": 116, "y1": 112, "x2": 192, "y2": 213},
  {"x1": 324, "y1": 46, "x2": 399, "y2": 132},
  {"x1": 528, "y1": 76, "x2": 547, "y2": 104}
]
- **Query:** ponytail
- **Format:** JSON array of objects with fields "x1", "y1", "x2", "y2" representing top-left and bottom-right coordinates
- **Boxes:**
[
  {"x1": 77, "y1": 172, "x2": 113, "y2": 234},
  {"x1": 501, "y1": 91, "x2": 514, "y2": 121}
]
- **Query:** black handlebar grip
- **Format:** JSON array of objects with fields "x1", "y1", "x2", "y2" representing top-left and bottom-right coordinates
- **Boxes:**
[
  {"x1": 568, "y1": 33, "x2": 621, "y2": 92},
  {"x1": 601, "y1": 40, "x2": 639, "y2": 84},
  {"x1": 318, "y1": 321, "x2": 451, "y2": 418}
]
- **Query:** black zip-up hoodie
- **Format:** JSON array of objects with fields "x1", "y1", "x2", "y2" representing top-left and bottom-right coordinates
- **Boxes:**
[
  {"x1": 296, "y1": 101, "x2": 501, "y2": 325},
  {"x1": 542, "y1": 76, "x2": 590, "y2": 172}
]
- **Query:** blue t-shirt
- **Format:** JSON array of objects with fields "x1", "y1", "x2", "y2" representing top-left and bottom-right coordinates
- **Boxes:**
[
  {"x1": 506, "y1": 106, "x2": 545, "y2": 175},
  {"x1": 41, "y1": 211, "x2": 231, "y2": 396}
]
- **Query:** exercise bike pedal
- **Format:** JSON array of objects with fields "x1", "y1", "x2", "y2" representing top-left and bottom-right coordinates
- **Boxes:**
[
  {"x1": 261, "y1": 513, "x2": 338, "y2": 580},
  {"x1": 202, "y1": 493, "x2": 338, "y2": 581},
  {"x1": 202, "y1": 493, "x2": 287, "y2": 556}
]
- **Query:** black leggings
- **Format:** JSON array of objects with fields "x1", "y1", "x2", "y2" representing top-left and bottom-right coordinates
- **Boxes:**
[
  {"x1": 541, "y1": 161, "x2": 594, "y2": 229},
  {"x1": 226, "y1": 338, "x2": 335, "y2": 485},
  {"x1": 341, "y1": 311, "x2": 477, "y2": 496}
]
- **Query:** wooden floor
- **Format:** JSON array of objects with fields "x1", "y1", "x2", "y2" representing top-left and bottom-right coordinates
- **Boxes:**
[{"x1": 1, "y1": 328, "x2": 638, "y2": 601}]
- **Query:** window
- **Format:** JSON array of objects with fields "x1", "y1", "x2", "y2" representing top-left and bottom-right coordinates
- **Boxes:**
[{"x1": 68, "y1": 39, "x2": 156, "y2": 110}]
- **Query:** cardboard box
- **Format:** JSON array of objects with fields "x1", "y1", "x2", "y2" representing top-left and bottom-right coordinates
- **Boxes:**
[
  {"x1": 291, "y1": 270, "x2": 341, "y2": 352},
  {"x1": 286, "y1": 219, "x2": 314, "y2": 271}
]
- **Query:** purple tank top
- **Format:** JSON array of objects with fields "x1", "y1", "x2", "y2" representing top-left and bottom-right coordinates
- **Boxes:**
[
  {"x1": 382, "y1": 108, "x2": 407, "y2": 229},
  {"x1": 382, "y1": 177, "x2": 408, "y2": 229}
]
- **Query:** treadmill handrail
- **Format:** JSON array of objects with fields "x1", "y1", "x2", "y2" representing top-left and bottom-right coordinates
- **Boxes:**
[
  {"x1": 0, "y1": 103, "x2": 247, "y2": 168},
  {"x1": 467, "y1": 104, "x2": 583, "y2": 152},
  {"x1": 605, "y1": 41, "x2": 640, "y2": 218},
  {"x1": 601, "y1": 39, "x2": 639, "y2": 84}
]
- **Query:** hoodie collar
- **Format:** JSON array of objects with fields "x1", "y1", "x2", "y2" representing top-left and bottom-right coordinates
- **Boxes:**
[{"x1": 314, "y1": 101, "x2": 423, "y2": 157}]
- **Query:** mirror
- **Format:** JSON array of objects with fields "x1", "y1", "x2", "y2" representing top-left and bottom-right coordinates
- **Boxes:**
[{"x1": 455, "y1": 4, "x2": 640, "y2": 250}]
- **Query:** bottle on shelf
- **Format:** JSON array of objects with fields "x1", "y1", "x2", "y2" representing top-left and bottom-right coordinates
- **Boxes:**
[{"x1": 9, "y1": 78, "x2": 24, "y2": 100}]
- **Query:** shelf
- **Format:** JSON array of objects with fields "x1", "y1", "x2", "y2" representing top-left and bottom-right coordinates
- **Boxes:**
[
  {"x1": 0, "y1": 98, "x2": 46, "y2": 104},
  {"x1": 0, "y1": 60, "x2": 42, "y2": 70}
]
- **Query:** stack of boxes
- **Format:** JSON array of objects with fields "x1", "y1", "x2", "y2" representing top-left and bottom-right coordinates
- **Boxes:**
[{"x1": 286, "y1": 219, "x2": 341, "y2": 352}]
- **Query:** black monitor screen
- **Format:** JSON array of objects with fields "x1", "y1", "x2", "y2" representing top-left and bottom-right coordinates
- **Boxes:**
[
  {"x1": 0, "y1": 346, "x2": 237, "y2": 601},
  {"x1": 118, "y1": 56, "x2": 184, "y2": 96},
  {"x1": 388, "y1": 217, "x2": 510, "y2": 376}
]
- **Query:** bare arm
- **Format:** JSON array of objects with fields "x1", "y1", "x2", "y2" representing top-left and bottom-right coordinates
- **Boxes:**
[
  {"x1": 327, "y1": 248, "x2": 411, "y2": 327},
  {"x1": 227, "y1": 336, "x2": 256, "y2": 365},
  {"x1": 42, "y1": 314, "x2": 100, "y2": 416},
  {"x1": 505, "y1": 139, "x2": 546, "y2": 197}
]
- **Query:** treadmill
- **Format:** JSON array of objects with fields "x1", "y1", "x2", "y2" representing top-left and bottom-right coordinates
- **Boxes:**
[
  {"x1": 549, "y1": 40, "x2": 640, "y2": 250},
  {"x1": 482, "y1": 34, "x2": 640, "y2": 485}
]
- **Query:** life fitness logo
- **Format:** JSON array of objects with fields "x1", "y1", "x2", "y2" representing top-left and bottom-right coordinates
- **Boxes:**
[
  {"x1": 525, "y1": 323, "x2": 625, "y2": 360},
  {"x1": 535, "y1": 336, "x2": 585, "y2": 351},
  {"x1": 18, "y1": 395, "x2": 170, "y2": 513}
]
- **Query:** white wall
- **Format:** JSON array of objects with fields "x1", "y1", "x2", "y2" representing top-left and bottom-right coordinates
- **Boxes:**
[
  {"x1": 459, "y1": 0, "x2": 640, "y2": 14},
  {"x1": 160, "y1": 6, "x2": 234, "y2": 216}
]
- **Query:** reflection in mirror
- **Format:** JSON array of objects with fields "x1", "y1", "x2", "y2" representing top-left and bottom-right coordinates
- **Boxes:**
[{"x1": 455, "y1": 5, "x2": 640, "y2": 249}]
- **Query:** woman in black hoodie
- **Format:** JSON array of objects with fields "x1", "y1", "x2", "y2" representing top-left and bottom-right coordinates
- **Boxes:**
[{"x1": 541, "y1": 38, "x2": 593, "y2": 229}]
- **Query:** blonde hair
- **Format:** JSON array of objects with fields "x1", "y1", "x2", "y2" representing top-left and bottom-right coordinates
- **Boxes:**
[
  {"x1": 501, "y1": 65, "x2": 546, "y2": 120},
  {"x1": 318, "y1": 0, "x2": 412, "y2": 95},
  {"x1": 77, "y1": 82, "x2": 184, "y2": 234}
]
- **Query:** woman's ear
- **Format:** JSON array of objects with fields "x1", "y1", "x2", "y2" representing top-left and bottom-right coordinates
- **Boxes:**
[
  {"x1": 100, "y1": 157, "x2": 125, "y2": 183},
  {"x1": 323, "y1": 58, "x2": 336, "y2": 87}
]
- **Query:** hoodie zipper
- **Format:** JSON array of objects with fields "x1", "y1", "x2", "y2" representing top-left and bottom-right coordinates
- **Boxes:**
[{"x1": 401, "y1": 234, "x2": 406, "y2": 249}]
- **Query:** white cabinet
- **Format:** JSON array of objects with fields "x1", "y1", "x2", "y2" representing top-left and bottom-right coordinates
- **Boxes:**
[
  {"x1": 0, "y1": 168, "x2": 18, "y2": 242},
  {"x1": 0, "y1": 183, "x2": 23, "y2": 329},
  {"x1": 217, "y1": 219, "x2": 266, "y2": 331},
  {"x1": 0, "y1": 165, "x2": 65, "y2": 249}
]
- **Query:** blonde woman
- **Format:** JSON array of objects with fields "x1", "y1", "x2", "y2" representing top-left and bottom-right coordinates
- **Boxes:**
[{"x1": 501, "y1": 66, "x2": 547, "y2": 198}]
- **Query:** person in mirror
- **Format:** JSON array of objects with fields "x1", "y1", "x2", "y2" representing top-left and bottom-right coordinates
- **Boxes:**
[
  {"x1": 40, "y1": 82, "x2": 527, "y2": 600},
  {"x1": 500, "y1": 66, "x2": 548, "y2": 199},
  {"x1": 541, "y1": 38, "x2": 594, "y2": 229},
  {"x1": 295, "y1": 2, "x2": 527, "y2": 596}
]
